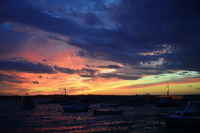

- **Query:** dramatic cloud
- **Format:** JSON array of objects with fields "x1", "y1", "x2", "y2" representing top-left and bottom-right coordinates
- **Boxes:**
[
  {"x1": 54, "y1": 66, "x2": 98, "y2": 77},
  {"x1": 98, "y1": 65, "x2": 123, "y2": 69},
  {"x1": 77, "y1": 68, "x2": 98, "y2": 78},
  {"x1": 54, "y1": 66, "x2": 75, "y2": 74},
  {"x1": 0, "y1": 60, "x2": 55, "y2": 74},
  {"x1": 84, "y1": 12, "x2": 103, "y2": 26},
  {"x1": 0, "y1": 0, "x2": 200, "y2": 95},
  {"x1": 0, "y1": 73, "x2": 28, "y2": 83},
  {"x1": 1, "y1": 0, "x2": 200, "y2": 72},
  {"x1": 32, "y1": 81, "x2": 39, "y2": 84}
]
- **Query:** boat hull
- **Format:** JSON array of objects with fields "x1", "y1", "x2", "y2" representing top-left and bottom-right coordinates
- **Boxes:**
[{"x1": 161, "y1": 116, "x2": 200, "y2": 127}]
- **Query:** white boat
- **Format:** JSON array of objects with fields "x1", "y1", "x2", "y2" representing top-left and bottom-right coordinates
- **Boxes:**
[
  {"x1": 161, "y1": 101, "x2": 200, "y2": 126},
  {"x1": 21, "y1": 94, "x2": 35, "y2": 109}
]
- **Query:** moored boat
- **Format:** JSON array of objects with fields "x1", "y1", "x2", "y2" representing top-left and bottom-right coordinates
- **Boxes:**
[
  {"x1": 21, "y1": 94, "x2": 35, "y2": 109},
  {"x1": 155, "y1": 97, "x2": 179, "y2": 107},
  {"x1": 161, "y1": 101, "x2": 200, "y2": 126}
]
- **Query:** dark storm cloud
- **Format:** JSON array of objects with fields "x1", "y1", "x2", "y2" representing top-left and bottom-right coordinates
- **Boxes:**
[
  {"x1": 0, "y1": 23, "x2": 29, "y2": 56},
  {"x1": 0, "y1": 73, "x2": 28, "y2": 83},
  {"x1": 0, "y1": 60, "x2": 55, "y2": 74},
  {"x1": 77, "y1": 68, "x2": 98, "y2": 78},
  {"x1": 69, "y1": 0, "x2": 200, "y2": 72},
  {"x1": 1, "y1": 0, "x2": 200, "y2": 72},
  {"x1": 54, "y1": 66, "x2": 75, "y2": 74},
  {"x1": 47, "y1": 35, "x2": 68, "y2": 43},
  {"x1": 53, "y1": 66, "x2": 98, "y2": 77},
  {"x1": 98, "y1": 65, "x2": 123, "y2": 69},
  {"x1": 0, "y1": 0, "x2": 87, "y2": 37},
  {"x1": 109, "y1": 0, "x2": 200, "y2": 70},
  {"x1": 10, "y1": 57, "x2": 28, "y2": 61},
  {"x1": 162, "y1": 50, "x2": 200, "y2": 72},
  {"x1": 32, "y1": 81, "x2": 39, "y2": 84},
  {"x1": 84, "y1": 12, "x2": 103, "y2": 26},
  {"x1": 54, "y1": 66, "x2": 141, "y2": 79},
  {"x1": 49, "y1": 65, "x2": 99, "y2": 77}
]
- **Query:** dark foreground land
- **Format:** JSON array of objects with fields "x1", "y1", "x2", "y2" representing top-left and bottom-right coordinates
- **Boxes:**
[{"x1": 0, "y1": 94, "x2": 200, "y2": 104}]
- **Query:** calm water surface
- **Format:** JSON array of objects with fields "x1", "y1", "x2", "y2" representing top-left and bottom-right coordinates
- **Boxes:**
[{"x1": 0, "y1": 99, "x2": 199, "y2": 133}]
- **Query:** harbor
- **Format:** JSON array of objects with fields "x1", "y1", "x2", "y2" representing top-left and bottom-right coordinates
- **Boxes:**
[{"x1": 0, "y1": 95, "x2": 200, "y2": 133}]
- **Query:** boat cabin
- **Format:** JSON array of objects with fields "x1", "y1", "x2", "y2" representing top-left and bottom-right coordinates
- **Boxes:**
[
  {"x1": 171, "y1": 101, "x2": 200, "y2": 119},
  {"x1": 185, "y1": 101, "x2": 200, "y2": 111}
]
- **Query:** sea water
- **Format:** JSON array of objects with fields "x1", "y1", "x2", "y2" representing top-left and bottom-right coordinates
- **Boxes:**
[{"x1": 0, "y1": 99, "x2": 199, "y2": 133}]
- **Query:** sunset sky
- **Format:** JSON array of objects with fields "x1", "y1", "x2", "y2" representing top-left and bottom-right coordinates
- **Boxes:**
[{"x1": 0, "y1": 0, "x2": 200, "y2": 96}]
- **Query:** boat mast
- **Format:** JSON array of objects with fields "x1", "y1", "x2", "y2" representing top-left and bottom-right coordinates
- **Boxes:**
[{"x1": 166, "y1": 85, "x2": 170, "y2": 97}]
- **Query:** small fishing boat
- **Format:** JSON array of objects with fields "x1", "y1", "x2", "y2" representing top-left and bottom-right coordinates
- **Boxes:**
[
  {"x1": 92, "y1": 110, "x2": 124, "y2": 115},
  {"x1": 21, "y1": 94, "x2": 35, "y2": 109},
  {"x1": 155, "y1": 85, "x2": 179, "y2": 107},
  {"x1": 161, "y1": 101, "x2": 200, "y2": 126},
  {"x1": 155, "y1": 97, "x2": 179, "y2": 107}
]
